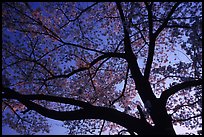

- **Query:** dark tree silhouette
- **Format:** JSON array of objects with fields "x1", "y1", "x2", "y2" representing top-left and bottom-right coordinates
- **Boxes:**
[{"x1": 2, "y1": 2, "x2": 202, "y2": 135}]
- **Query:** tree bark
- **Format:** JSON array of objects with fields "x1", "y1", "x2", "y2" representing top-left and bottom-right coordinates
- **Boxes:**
[{"x1": 2, "y1": 86, "x2": 155, "y2": 135}]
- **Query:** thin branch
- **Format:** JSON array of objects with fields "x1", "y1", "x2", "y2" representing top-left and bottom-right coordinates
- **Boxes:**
[
  {"x1": 59, "y1": 2, "x2": 98, "y2": 29},
  {"x1": 137, "y1": 105, "x2": 145, "y2": 120},
  {"x1": 15, "y1": 28, "x2": 56, "y2": 40},
  {"x1": 45, "y1": 52, "x2": 126, "y2": 81},
  {"x1": 3, "y1": 101, "x2": 31, "y2": 124},
  {"x1": 36, "y1": 43, "x2": 66, "y2": 61},
  {"x1": 110, "y1": 66, "x2": 129, "y2": 106},
  {"x1": 169, "y1": 15, "x2": 202, "y2": 20},
  {"x1": 99, "y1": 120, "x2": 105, "y2": 135},
  {"x1": 118, "y1": 129, "x2": 129, "y2": 135},
  {"x1": 173, "y1": 114, "x2": 202, "y2": 122},
  {"x1": 89, "y1": 40, "x2": 123, "y2": 80},
  {"x1": 88, "y1": 69, "x2": 96, "y2": 92},
  {"x1": 165, "y1": 24, "x2": 191, "y2": 29},
  {"x1": 131, "y1": 24, "x2": 148, "y2": 45},
  {"x1": 2, "y1": 59, "x2": 24, "y2": 70},
  {"x1": 90, "y1": 58, "x2": 110, "y2": 80},
  {"x1": 3, "y1": 44, "x2": 29, "y2": 59},
  {"x1": 160, "y1": 79, "x2": 202, "y2": 106},
  {"x1": 174, "y1": 49, "x2": 192, "y2": 63},
  {"x1": 60, "y1": 41, "x2": 106, "y2": 54},
  {"x1": 29, "y1": 37, "x2": 39, "y2": 60},
  {"x1": 24, "y1": 59, "x2": 55, "y2": 77},
  {"x1": 5, "y1": 3, "x2": 61, "y2": 41},
  {"x1": 170, "y1": 100, "x2": 200, "y2": 115}
]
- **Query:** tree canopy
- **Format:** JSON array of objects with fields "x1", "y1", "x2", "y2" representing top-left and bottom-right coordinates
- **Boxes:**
[{"x1": 2, "y1": 2, "x2": 202, "y2": 135}]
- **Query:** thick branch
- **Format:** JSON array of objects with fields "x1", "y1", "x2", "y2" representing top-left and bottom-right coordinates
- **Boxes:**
[
  {"x1": 2, "y1": 87, "x2": 93, "y2": 109},
  {"x1": 144, "y1": 2, "x2": 153, "y2": 38},
  {"x1": 143, "y1": 43, "x2": 155, "y2": 80},
  {"x1": 143, "y1": 3, "x2": 182, "y2": 80},
  {"x1": 116, "y1": 2, "x2": 133, "y2": 54},
  {"x1": 116, "y1": 4, "x2": 159, "y2": 128},
  {"x1": 144, "y1": 2, "x2": 156, "y2": 80},
  {"x1": 116, "y1": 2, "x2": 144, "y2": 83},
  {"x1": 160, "y1": 79, "x2": 202, "y2": 106},
  {"x1": 2, "y1": 87, "x2": 154, "y2": 135},
  {"x1": 116, "y1": 2, "x2": 157, "y2": 108}
]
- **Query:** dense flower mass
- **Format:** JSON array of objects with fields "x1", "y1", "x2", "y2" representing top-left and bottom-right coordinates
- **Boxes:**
[{"x1": 2, "y1": 2, "x2": 202, "y2": 135}]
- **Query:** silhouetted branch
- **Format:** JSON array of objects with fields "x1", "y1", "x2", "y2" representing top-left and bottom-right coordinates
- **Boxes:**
[
  {"x1": 2, "y1": 86, "x2": 154, "y2": 135},
  {"x1": 173, "y1": 114, "x2": 202, "y2": 122},
  {"x1": 46, "y1": 53, "x2": 126, "y2": 81},
  {"x1": 137, "y1": 105, "x2": 145, "y2": 120},
  {"x1": 166, "y1": 24, "x2": 191, "y2": 28},
  {"x1": 2, "y1": 86, "x2": 93, "y2": 109},
  {"x1": 154, "y1": 2, "x2": 182, "y2": 38},
  {"x1": 59, "y1": 2, "x2": 98, "y2": 29},
  {"x1": 170, "y1": 100, "x2": 200, "y2": 115},
  {"x1": 99, "y1": 120, "x2": 105, "y2": 135},
  {"x1": 3, "y1": 101, "x2": 31, "y2": 124},
  {"x1": 143, "y1": 2, "x2": 155, "y2": 80},
  {"x1": 160, "y1": 79, "x2": 202, "y2": 106},
  {"x1": 110, "y1": 66, "x2": 129, "y2": 105}
]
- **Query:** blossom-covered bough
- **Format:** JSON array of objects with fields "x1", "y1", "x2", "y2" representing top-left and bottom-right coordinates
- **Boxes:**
[{"x1": 2, "y1": 2, "x2": 202, "y2": 135}]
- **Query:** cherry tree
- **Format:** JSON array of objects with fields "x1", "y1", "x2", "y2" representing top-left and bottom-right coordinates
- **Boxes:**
[{"x1": 2, "y1": 2, "x2": 202, "y2": 135}]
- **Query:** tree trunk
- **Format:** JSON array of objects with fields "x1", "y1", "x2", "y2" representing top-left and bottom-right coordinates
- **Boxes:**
[{"x1": 150, "y1": 100, "x2": 176, "y2": 135}]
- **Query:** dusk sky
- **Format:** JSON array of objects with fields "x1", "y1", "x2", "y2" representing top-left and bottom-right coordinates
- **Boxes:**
[{"x1": 2, "y1": 2, "x2": 202, "y2": 135}]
